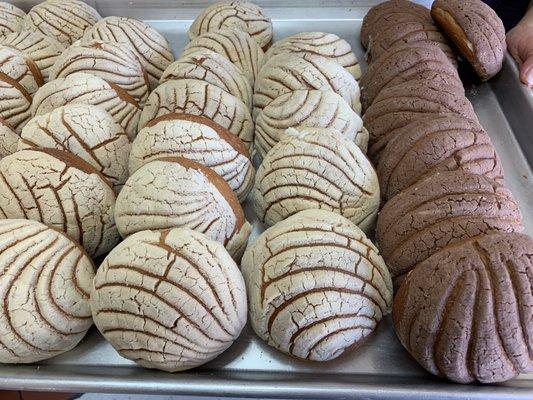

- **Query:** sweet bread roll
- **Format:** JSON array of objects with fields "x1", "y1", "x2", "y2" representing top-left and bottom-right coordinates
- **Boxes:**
[
  {"x1": 360, "y1": 42, "x2": 462, "y2": 110},
  {"x1": 0, "y1": 117, "x2": 19, "y2": 157},
  {"x1": 363, "y1": 80, "x2": 477, "y2": 161},
  {"x1": 255, "y1": 90, "x2": 368, "y2": 159},
  {"x1": 115, "y1": 157, "x2": 251, "y2": 259},
  {"x1": 182, "y1": 29, "x2": 265, "y2": 85},
  {"x1": 1, "y1": 30, "x2": 65, "y2": 81},
  {"x1": 376, "y1": 170, "x2": 523, "y2": 278},
  {"x1": 0, "y1": 75, "x2": 32, "y2": 133},
  {"x1": 188, "y1": 1, "x2": 272, "y2": 51},
  {"x1": 23, "y1": 0, "x2": 101, "y2": 45},
  {"x1": 0, "y1": 219, "x2": 94, "y2": 364},
  {"x1": 0, "y1": 45, "x2": 44, "y2": 95},
  {"x1": 265, "y1": 32, "x2": 361, "y2": 79},
  {"x1": 432, "y1": 0, "x2": 506, "y2": 80},
  {"x1": 253, "y1": 53, "x2": 361, "y2": 118},
  {"x1": 0, "y1": 149, "x2": 119, "y2": 257},
  {"x1": 19, "y1": 104, "x2": 131, "y2": 192},
  {"x1": 160, "y1": 50, "x2": 252, "y2": 109},
  {"x1": 82, "y1": 16, "x2": 175, "y2": 88},
  {"x1": 393, "y1": 233, "x2": 533, "y2": 383},
  {"x1": 252, "y1": 127, "x2": 379, "y2": 231},
  {"x1": 378, "y1": 114, "x2": 504, "y2": 200},
  {"x1": 50, "y1": 40, "x2": 150, "y2": 103},
  {"x1": 130, "y1": 114, "x2": 254, "y2": 201},
  {"x1": 0, "y1": 3, "x2": 25, "y2": 37},
  {"x1": 31, "y1": 73, "x2": 141, "y2": 141},
  {"x1": 139, "y1": 79, "x2": 253, "y2": 148},
  {"x1": 91, "y1": 227, "x2": 247, "y2": 372},
  {"x1": 242, "y1": 209, "x2": 392, "y2": 361}
]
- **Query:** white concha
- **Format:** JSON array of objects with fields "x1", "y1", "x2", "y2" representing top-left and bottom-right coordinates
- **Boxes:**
[
  {"x1": 253, "y1": 53, "x2": 361, "y2": 119},
  {"x1": 0, "y1": 76, "x2": 31, "y2": 133},
  {"x1": 31, "y1": 73, "x2": 141, "y2": 140},
  {"x1": 19, "y1": 104, "x2": 131, "y2": 193},
  {"x1": 241, "y1": 209, "x2": 393, "y2": 361},
  {"x1": 115, "y1": 158, "x2": 252, "y2": 259},
  {"x1": 0, "y1": 149, "x2": 120, "y2": 257},
  {"x1": 160, "y1": 50, "x2": 252, "y2": 109},
  {"x1": 1, "y1": 30, "x2": 65, "y2": 81},
  {"x1": 0, "y1": 2, "x2": 25, "y2": 37},
  {"x1": 0, "y1": 118, "x2": 19, "y2": 157},
  {"x1": 252, "y1": 127, "x2": 380, "y2": 231},
  {"x1": 22, "y1": 0, "x2": 101, "y2": 45},
  {"x1": 130, "y1": 114, "x2": 255, "y2": 201},
  {"x1": 265, "y1": 32, "x2": 361, "y2": 79},
  {"x1": 182, "y1": 29, "x2": 265, "y2": 85},
  {"x1": 82, "y1": 16, "x2": 174, "y2": 88},
  {"x1": 188, "y1": 1, "x2": 273, "y2": 51},
  {"x1": 0, "y1": 45, "x2": 44, "y2": 94},
  {"x1": 139, "y1": 79, "x2": 253, "y2": 149},
  {"x1": 49, "y1": 40, "x2": 150, "y2": 103},
  {"x1": 255, "y1": 90, "x2": 368, "y2": 159},
  {"x1": 91, "y1": 227, "x2": 248, "y2": 372},
  {"x1": 0, "y1": 219, "x2": 95, "y2": 364}
]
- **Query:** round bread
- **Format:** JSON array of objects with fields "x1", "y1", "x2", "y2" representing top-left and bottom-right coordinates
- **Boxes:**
[
  {"x1": 0, "y1": 117, "x2": 19, "y2": 157},
  {"x1": 0, "y1": 219, "x2": 94, "y2": 364},
  {"x1": 252, "y1": 127, "x2": 379, "y2": 231},
  {"x1": 0, "y1": 3, "x2": 25, "y2": 37},
  {"x1": 360, "y1": 0, "x2": 433, "y2": 49},
  {"x1": 360, "y1": 42, "x2": 462, "y2": 111},
  {"x1": 0, "y1": 74, "x2": 32, "y2": 133},
  {"x1": 376, "y1": 171, "x2": 523, "y2": 278},
  {"x1": 368, "y1": 19, "x2": 455, "y2": 65},
  {"x1": 255, "y1": 90, "x2": 368, "y2": 159},
  {"x1": 139, "y1": 79, "x2": 253, "y2": 149},
  {"x1": 265, "y1": 32, "x2": 361, "y2": 79},
  {"x1": 91, "y1": 227, "x2": 247, "y2": 372},
  {"x1": 0, "y1": 45, "x2": 44, "y2": 95},
  {"x1": 188, "y1": 1, "x2": 272, "y2": 51},
  {"x1": 22, "y1": 0, "x2": 101, "y2": 45},
  {"x1": 378, "y1": 114, "x2": 504, "y2": 201},
  {"x1": 242, "y1": 209, "x2": 393, "y2": 361},
  {"x1": 115, "y1": 157, "x2": 252, "y2": 259},
  {"x1": 181, "y1": 28, "x2": 265, "y2": 85},
  {"x1": 49, "y1": 40, "x2": 150, "y2": 103},
  {"x1": 31, "y1": 73, "x2": 141, "y2": 141},
  {"x1": 0, "y1": 149, "x2": 119, "y2": 257},
  {"x1": 1, "y1": 30, "x2": 65, "y2": 81},
  {"x1": 82, "y1": 16, "x2": 174, "y2": 88},
  {"x1": 363, "y1": 80, "x2": 477, "y2": 161},
  {"x1": 253, "y1": 53, "x2": 361, "y2": 119},
  {"x1": 431, "y1": 0, "x2": 506, "y2": 80},
  {"x1": 19, "y1": 104, "x2": 131, "y2": 193},
  {"x1": 130, "y1": 113, "x2": 254, "y2": 201},
  {"x1": 393, "y1": 233, "x2": 533, "y2": 383},
  {"x1": 160, "y1": 50, "x2": 252, "y2": 109}
]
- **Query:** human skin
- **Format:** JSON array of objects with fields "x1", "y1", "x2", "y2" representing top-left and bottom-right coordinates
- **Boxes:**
[{"x1": 507, "y1": 4, "x2": 533, "y2": 87}]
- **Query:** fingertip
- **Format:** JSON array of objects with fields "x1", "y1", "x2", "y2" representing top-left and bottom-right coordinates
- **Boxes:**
[{"x1": 520, "y1": 58, "x2": 533, "y2": 88}]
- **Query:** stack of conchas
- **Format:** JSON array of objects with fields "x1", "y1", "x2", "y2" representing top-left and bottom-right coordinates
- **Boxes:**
[{"x1": 361, "y1": 0, "x2": 532, "y2": 384}]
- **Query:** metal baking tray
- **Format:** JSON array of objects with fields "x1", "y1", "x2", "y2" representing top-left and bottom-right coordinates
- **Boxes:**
[{"x1": 1, "y1": 1, "x2": 532, "y2": 399}]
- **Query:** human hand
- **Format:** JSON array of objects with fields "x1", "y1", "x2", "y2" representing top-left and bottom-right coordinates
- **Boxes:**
[{"x1": 507, "y1": 22, "x2": 533, "y2": 88}]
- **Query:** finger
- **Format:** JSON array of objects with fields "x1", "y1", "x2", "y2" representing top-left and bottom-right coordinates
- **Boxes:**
[{"x1": 519, "y1": 56, "x2": 533, "y2": 88}]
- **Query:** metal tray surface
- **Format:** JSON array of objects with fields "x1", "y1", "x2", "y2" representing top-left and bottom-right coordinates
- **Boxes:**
[{"x1": 1, "y1": 3, "x2": 532, "y2": 399}]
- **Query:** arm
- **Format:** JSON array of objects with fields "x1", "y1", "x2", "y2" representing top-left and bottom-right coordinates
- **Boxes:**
[{"x1": 507, "y1": 2, "x2": 533, "y2": 87}]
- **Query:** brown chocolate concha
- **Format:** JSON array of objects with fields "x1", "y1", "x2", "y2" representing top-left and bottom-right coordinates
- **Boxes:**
[
  {"x1": 376, "y1": 170, "x2": 522, "y2": 278},
  {"x1": 431, "y1": 0, "x2": 506, "y2": 80},
  {"x1": 368, "y1": 19, "x2": 455, "y2": 65},
  {"x1": 360, "y1": 42, "x2": 462, "y2": 111},
  {"x1": 393, "y1": 233, "x2": 533, "y2": 383},
  {"x1": 361, "y1": 0, "x2": 433, "y2": 49},
  {"x1": 363, "y1": 80, "x2": 476, "y2": 161},
  {"x1": 378, "y1": 114, "x2": 504, "y2": 201}
]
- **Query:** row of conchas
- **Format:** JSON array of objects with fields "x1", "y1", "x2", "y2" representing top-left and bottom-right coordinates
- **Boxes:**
[{"x1": 361, "y1": 0, "x2": 532, "y2": 384}]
